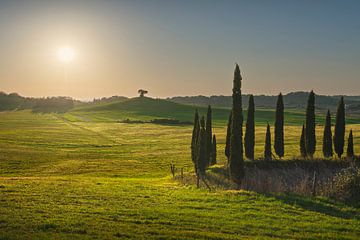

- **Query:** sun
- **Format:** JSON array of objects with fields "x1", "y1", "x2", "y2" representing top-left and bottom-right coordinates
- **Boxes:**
[{"x1": 57, "y1": 46, "x2": 75, "y2": 63}]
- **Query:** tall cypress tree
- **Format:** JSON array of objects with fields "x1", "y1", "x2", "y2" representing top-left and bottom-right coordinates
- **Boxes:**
[
  {"x1": 305, "y1": 91, "x2": 316, "y2": 158},
  {"x1": 274, "y1": 93, "x2": 284, "y2": 159},
  {"x1": 334, "y1": 97, "x2": 345, "y2": 159},
  {"x1": 197, "y1": 116, "x2": 207, "y2": 177},
  {"x1": 229, "y1": 64, "x2": 245, "y2": 188},
  {"x1": 300, "y1": 124, "x2": 307, "y2": 158},
  {"x1": 211, "y1": 134, "x2": 217, "y2": 165},
  {"x1": 347, "y1": 130, "x2": 354, "y2": 159},
  {"x1": 264, "y1": 123, "x2": 272, "y2": 160},
  {"x1": 191, "y1": 110, "x2": 200, "y2": 173},
  {"x1": 322, "y1": 110, "x2": 333, "y2": 158},
  {"x1": 225, "y1": 111, "x2": 232, "y2": 162},
  {"x1": 206, "y1": 105, "x2": 213, "y2": 166},
  {"x1": 245, "y1": 95, "x2": 255, "y2": 160}
]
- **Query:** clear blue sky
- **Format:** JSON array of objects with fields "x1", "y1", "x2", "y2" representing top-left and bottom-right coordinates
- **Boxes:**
[{"x1": 0, "y1": 0, "x2": 359, "y2": 99}]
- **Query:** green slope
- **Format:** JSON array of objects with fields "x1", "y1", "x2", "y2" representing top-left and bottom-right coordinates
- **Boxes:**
[
  {"x1": 1, "y1": 111, "x2": 360, "y2": 239},
  {"x1": 66, "y1": 97, "x2": 360, "y2": 125}
]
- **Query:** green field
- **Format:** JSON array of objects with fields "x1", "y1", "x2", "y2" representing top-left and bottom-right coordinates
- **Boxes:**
[{"x1": 1, "y1": 99, "x2": 360, "y2": 239}]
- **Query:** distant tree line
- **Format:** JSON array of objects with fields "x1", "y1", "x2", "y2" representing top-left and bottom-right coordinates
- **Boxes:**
[
  {"x1": 170, "y1": 92, "x2": 360, "y2": 113},
  {"x1": 0, "y1": 92, "x2": 75, "y2": 113},
  {"x1": 191, "y1": 65, "x2": 357, "y2": 188},
  {"x1": 32, "y1": 97, "x2": 74, "y2": 113},
  {"x1": 92, "y1": 96, "x2": 128, "y2": 104}
]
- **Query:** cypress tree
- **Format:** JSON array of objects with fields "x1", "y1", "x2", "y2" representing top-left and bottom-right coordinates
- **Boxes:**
[
  {"x1": 322, "y1": 110, "x2": 333, "y2": 158},
  {"x1": 274, "y1": 93, "x2": 284, "y2": 159},
  {"x1": 197, "y1": 116, "x2": 207, "y2": 177},
  {"x1": 206, "y1": 105, "x2": 213, "y2": 166},
  {"x1": 211, "y1": 134, "x2": 217, "y2": 165},
  {"x1": 300, "y1": 124, "x2": 307, "y2": 158},
  {"x1": 305, "y1": 91, "x2": 316, "y2": 158},
  {"x1": 191, "y1": 110, "x2": 200, "y2": 173},
  {"x1": 264, "y1": 123, "x2": 272, "y2": 160},
  {"x1": 245, "y1": 95, "x2": 255, "y2": 160},
  {"x1": 334, "y1": 97, "x2": 345, "y2": 159},
  {"x1": 225, "y1": 111, "x2": 232, "y2": 162},
  {"x1": 347, "y1": 130, "x2": 354, "y2": 159},
  {"x1": 229, "y1": 64, "x2": 245, "y2": 188}
]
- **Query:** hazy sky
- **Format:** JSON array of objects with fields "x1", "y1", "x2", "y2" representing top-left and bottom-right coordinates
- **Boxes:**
[{"x1": 0, "y1": 0, "x2": 359, "y2": 99}]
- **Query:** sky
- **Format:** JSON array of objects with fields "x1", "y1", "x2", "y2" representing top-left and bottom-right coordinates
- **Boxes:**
[{"x1": 0, "y1": 0, "x2": 359, "y2": 99}]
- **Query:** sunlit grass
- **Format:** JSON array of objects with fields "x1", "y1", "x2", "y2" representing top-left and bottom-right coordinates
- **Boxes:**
[{"x1": 0, "y1": 110, "x2": 359, "y2": 239}]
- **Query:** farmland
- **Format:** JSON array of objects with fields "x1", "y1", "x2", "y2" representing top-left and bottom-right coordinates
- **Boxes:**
[{"x1": 0, "y1": 98, "x2": 360, "y2": 239}]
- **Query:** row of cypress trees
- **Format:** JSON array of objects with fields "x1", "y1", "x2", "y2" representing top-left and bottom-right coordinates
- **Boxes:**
[
  {"x1": 225, "y1": 92, "x2": 285, "y2": 161},
  {"x1": 191, "y1": 64, "x2": 356, "y2": 188},
  {"x1": 225, "y1": 88, "x2": 354, "y2": 161},
  {"x1": 190, "y1": 106, "x2": 217, "y2": 180},
  {"x1": 302, "y1": 94, "x2": 354, "y2": 159}
]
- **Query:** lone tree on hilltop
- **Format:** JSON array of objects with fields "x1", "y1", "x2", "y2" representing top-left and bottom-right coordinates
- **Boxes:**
[
  {"x1": 197, "y1": 116, "x2": 207, "y2": 177},
  {"x1": 274, "y1": 93, "x2": 284, "y2": 159},
  {"x1": 225, "y1": 111, "x2": 232, "y2": 163},
  {"x1": 347, "y1": 129, "x2": 354, "y2": 159},
  {"x1": 211, "y1": 135, "x2": 217, "y2": 165},
  {"x1": 305, "y1": 91, "x2": 316, "y2": 158},
  {"x1": 138, "y1": 89, "x2": 148, "y2": 97},
  {"x1": 206, "y1": 105, "x2": 213, "y2": 166},
  {"x1": 264, "y1": 123, "x2": 272, "y2": 160},
  {"x1": 229, "y1": 64, "x2": 245, "y2": 188},
  {"x1": 334, "y1": 97, "x2": 345, "y2": 159},
  {"x1": 244, "y1": 95, "x2": 255, "y2": 160},
  {"x1": 322, "y1": 110, "x2": 333, "y2": 158},
  {"x1": 191, "y1": 110, "x2": 200, "y2": 174},
  {"x1": 300, "y1": 124, "x2": 307, "y2": 158}
]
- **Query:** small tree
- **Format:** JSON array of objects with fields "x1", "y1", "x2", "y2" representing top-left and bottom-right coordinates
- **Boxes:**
[
  {"x1": 264, "y1": 123, "x2": 272, "y2": 160},
  {"x1": 300, "y1": 124, "x2": 307, "y2": 158},
  {"x1": 334, "y1": 97, "x2": 345, "y2": 159},
  {"x1": 211, "y1": 135, "x2": 217, "y2": 165},
  {"x1": 245, "y1": 95, "x2": 255, "y2": 160},
  {"x1": 347, "y1": 130, "x2": 354, "y2": 159},
  {"x1": 206, "y1": 105, "x2": 213, "y2": 166},
  {"x1": 138, "y1": 89, "x2": 148, "y2": 97},
  {"x1": 191, "y1": 110, "x2": 200, "y2": 173},
  {"x1": 225, "y1": 111, "x2": 232, "y2": 162},
  {"x1": 322, "y1": 110, "x2": 333, "y2": 158},
  {"x1": 274, "y1": 93, "x2": 284, "y2": 159},
  {"x1": 305, "y1": 91, "x2": 316, "y2": 158},
  {"x1": 229, "y1": 64, "x2": 245, "y2": 188},
  {"x1": 197, "y1": 116, "x2": 207, "y2": 177}
]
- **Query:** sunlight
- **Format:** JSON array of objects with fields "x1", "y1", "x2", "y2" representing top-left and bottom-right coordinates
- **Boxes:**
[{"x1": 57, "y1": 46, "x2": 75, "y2": 63}]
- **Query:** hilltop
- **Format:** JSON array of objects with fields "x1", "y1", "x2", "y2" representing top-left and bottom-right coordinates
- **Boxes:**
[
  {"x1": 69, "y1": 97, "x2": 230, "y2": 123},
  {"x1": 67, "y1": 97, "x2": 360, "y2": 125}
]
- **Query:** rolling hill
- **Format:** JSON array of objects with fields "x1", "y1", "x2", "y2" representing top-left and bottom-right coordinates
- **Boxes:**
[{"x1": 67, "y1": 97, "x2": 360, "y2": 125}]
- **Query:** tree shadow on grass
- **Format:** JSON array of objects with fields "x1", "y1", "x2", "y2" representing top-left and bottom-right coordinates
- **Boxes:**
[{"x1": 270, "y1": 193, "x2": 360, "y2": 220}]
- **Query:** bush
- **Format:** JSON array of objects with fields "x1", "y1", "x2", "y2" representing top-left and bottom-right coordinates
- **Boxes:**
[{"x1": 329, "y1": 167, "x2": 360, "y2": 203}]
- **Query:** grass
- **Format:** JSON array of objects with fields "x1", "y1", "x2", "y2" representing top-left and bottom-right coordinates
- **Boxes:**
[
  {"x1": 68, "y1": 97, "x2": 360, "y2": 125},
  {"x1": 0, "y1": 102, "x2": 360, "y2": 239}
]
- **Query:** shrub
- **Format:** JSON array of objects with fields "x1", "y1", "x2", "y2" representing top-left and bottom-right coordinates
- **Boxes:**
[{"x1": 329, "y1": 167, "x2": 360, "y2": 203}]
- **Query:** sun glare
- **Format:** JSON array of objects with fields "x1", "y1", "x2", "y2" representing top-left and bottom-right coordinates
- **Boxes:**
[{"x1": 57, "y1": 46, "x2": 75, "y2": 63}]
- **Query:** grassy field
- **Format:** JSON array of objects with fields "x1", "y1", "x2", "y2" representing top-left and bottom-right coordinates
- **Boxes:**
[
  {"x1": 67, "y1": 97, "x2": 360, "y2": 125},
  {"x1": 1, "y1": 100, "x2": 360, "y2": 239}
]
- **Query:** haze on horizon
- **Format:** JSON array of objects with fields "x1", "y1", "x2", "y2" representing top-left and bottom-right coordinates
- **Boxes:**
[{"x1": 0, "y1": 0, "x2": 359, "y2": 100}]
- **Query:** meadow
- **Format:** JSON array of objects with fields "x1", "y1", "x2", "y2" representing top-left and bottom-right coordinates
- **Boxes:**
[{"x1": 1, "y1": 98, "x2": 360, "y2": 239}]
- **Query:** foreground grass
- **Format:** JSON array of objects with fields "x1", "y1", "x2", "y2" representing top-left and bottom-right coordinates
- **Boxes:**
[
  {"x1": 1, "y1": 176, "x2": 360, "y2": 239},
  {"x1": 0, "y1": 110, "x2": 360, "y2": 239}
]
